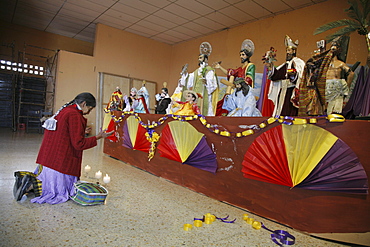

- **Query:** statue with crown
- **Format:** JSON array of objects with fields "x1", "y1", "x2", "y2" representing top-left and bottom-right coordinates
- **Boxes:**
[{"x1": 264, "y1": 35, "x2": 305, "y2": 117}]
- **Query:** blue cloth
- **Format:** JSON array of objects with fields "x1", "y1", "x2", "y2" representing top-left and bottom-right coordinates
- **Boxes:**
[
  {"x1": 222, "y1": 90, "x2": 262, "y2": 117},
  {"x1": 31, "y1": 166, "x2": 78, "y2": 204}
]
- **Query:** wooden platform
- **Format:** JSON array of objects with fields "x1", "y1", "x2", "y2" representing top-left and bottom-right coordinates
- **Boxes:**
[{"x1": 103, "y1": 113, "x2": 370, "y2": 245}]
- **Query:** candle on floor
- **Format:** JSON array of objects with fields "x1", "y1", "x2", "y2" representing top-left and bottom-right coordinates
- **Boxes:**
[
  {"x1": 95, "y1": 170, "x2": 102, "y2": 179},
  {"x1": 84, "y1": 165, "x2": 91, "y2": 172},
  {"x1": 103, "y1": 174, "x2": 111, "y2": 184}
]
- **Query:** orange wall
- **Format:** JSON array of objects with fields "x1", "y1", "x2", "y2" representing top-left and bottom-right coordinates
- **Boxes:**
[
  {"x1": 93, "y1": 24, "x2": 172, "y2": 84},
  {"x1": 53, "y1": 25, "x2": 174, "y2": 134},
  {"x1": 55, "y1": 51, "x2": 97, "y2": 128}
]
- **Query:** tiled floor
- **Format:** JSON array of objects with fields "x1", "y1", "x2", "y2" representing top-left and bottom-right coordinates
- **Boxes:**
[{"x1": 0, "y1": 128, "x2": 350, "y2": 246}]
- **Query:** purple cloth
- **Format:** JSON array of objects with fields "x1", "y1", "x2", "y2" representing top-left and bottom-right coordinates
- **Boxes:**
[
  {"x1": 31, "y1": 166, "x2": 78, "y2": 204},
  {"x1": 343, "y1": 66, "x2": 370, "y2": 118},
  {"x1": 257, "y1": 65, "x2": 268, "y2": 111}
]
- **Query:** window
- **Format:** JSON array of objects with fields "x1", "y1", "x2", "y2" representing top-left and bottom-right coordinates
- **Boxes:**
[{"x1": 0, "y1": 60, "x2": 44, "y2": 76}]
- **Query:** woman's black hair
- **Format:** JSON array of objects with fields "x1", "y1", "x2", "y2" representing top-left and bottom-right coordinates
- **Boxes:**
[
  {"x1": 74, "y1": 92, "x2": 96, "y2": 107},
  {"x1": 47, "y1": 92, "x2": 96, "y2": 123}
]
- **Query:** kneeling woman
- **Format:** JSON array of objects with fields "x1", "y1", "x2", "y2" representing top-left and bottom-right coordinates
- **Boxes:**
[{"x1": 14, "y1": 92, "x2": 113, "y2": 204}]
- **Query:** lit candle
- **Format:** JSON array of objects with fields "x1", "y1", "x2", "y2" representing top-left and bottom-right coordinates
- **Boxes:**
[
  {"x1": 84, "y1": 165, "x2": 91, "y2": 172},
  {"x1": 95, "y1": 170, "x2": 102, "y2": 179},
  {"x1": 103, "y1": 174, "x2": 111, "y2": 184}
]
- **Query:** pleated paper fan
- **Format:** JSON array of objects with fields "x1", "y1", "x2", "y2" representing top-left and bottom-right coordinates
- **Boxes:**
[
  {"x1": 282, "y1": 124, "x2": 338, "y2": 186},
  {"x1": 167, "y1": 121, "x2": 204, "y2": 162},
  {"x1": 241, "y1": 124, "x2": 293, "y2": 187},
  {"x1": 242, "y1": 124, "x2": 368, "y2": 194},
  {"x1": 122, "y1": 116, "x2": 150, "y2": 152},
  {"x1": 184, "y1": 138, "x2": 217, "y2": 173},
  {"x1": 158, "y1": 121, "x2": 217, "y2": 173},
  {"x1": 102, "y1": 112, "x2": 112, "y2": 130},
  {"x1": 296, "y1": 139, "x2": 368, "y2": 193},
  {"x1": 122, "y1": 117, "x2": 133, "y2": 149},
  {"x1": 102, "y1": 113, "x2": 118, "y2": 142},
  {"x1": 157, "y1": 123, "x2": 182, "y2": 163}
]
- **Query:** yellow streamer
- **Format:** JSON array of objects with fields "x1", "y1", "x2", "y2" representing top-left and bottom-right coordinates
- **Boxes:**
[
  {"x1": 327, "y1": 114, "x2": 345, "y2": 122},
  {"x1": 267, "y1": 117, "x2": 277, "y2": 124},
  {"x1": 292, "y1": 118, "x2": 307, "y2": 125},
  {"x1": 108, "y1": 110, "x2": 335, "y2": 141},
  {"x1": 220, "y1": 131, "x2": 231, "y2": 137},
  {"x1": 242, "y1": 129, "x2": 254, "y2": 136}
]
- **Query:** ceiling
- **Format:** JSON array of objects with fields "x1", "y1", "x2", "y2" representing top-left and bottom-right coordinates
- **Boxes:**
[{"x1": 1, "y1": 0, "x2": 326, "y2": 45}]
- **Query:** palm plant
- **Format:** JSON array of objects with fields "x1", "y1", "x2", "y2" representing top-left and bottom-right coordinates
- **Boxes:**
[{"x1": 313, "y1": 0, "x2": 370, "y2": 66}]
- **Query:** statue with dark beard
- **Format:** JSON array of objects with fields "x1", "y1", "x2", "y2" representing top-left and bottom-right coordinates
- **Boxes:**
[
  {"x1": 222, "y1": 77, "x2": 261, "y2": 117},
  {"x1": 235, "y1": 80, "x2": 250, "y2": 97}
]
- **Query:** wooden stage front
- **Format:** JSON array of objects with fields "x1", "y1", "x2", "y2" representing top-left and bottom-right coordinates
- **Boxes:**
[{"x1": 103, "y1": 113, "x2": 370, "y2": 245}]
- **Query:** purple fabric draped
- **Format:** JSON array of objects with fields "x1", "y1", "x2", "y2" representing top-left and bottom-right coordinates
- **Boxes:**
[
  {"x1": 257, "y1": 66, "x2": 268, "y2": 111},
  {"x1": 296, "y1": 139, "x2": 368, "y2": 194},
  {"x1": 122, "y1": 120, "x2": 133, "y2": 149},
  {"x1": 343, "y1": 66, "x2": 370, "y2": 118},
  {"x1": 31, "y1": 166, "x2": 78, "y2": 204},
  {"x1": 361, "y1": 67, "x2": 370, "y2": 116},
  {"x1": 183, "y1": 137, "x2": 217, "y2": 173}
]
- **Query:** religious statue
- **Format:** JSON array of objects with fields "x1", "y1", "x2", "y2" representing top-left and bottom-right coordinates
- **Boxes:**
[
  {"x1": 173, "y1": 90, "x2": 201, "y2": 116},
  {"x1": 214, "y1": 39, "x2": 256, "y2": 116},
  {"x1": 299, "y1": 36, "x2": 354, "y2": 116},
  {"x1": 179, "y1": 42, "x2": 219, "y2": 116},
  {"x1": 222, "y1": 77, "x2": 262, "y2": 117},
  {"x1": 155, "y1": 82, "x2": 171, "y2": 114},
  {"x1": 265, "y1": 35, "x2": 305, "y2": 117}
]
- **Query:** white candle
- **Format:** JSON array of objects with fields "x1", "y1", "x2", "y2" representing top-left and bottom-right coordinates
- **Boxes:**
[
  {"x1": 84, "y1": 165, "x2": 91, "y2": 172},
  {"x1": 95, "y1": 170, "x2": 102, "y2": 179},
  {"x1": 103, "y1": 174, "x2": 111, "y2": 184}
]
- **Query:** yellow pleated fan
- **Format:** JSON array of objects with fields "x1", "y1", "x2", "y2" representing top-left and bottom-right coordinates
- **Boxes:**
[
  {"x1": 242, "y1": 124, "x2": 368, "y2": 194},
  {"x1": 127, "y1": 116, "x2": 139, "y2": 148},
  {"x1": 168, "y1": 121, "x2": 204, "y2": 163},
  {"x1": 282, "y1": 124, "x2": 338, "y2": 186}
]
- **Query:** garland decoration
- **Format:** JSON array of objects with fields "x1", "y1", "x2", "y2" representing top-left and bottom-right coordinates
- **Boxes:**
[
  {"x1": 109, "y1": 111, "x2": 345, "y2": 142},
  {"x1": 145, "y1": 128, "x2": 160, "y2": 161}
]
